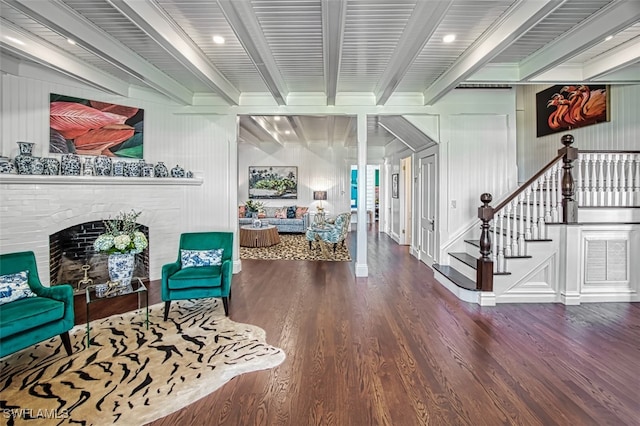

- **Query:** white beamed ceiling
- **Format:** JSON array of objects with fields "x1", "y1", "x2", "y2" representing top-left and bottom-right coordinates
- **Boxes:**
[{"x1": 1, "y1": 0, "x2": 639, "y2": 145}]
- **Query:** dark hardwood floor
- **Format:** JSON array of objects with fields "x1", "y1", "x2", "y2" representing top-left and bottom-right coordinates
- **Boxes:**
[{"x1": 78, "y1": 226, "x2": 640, "y2": 425}]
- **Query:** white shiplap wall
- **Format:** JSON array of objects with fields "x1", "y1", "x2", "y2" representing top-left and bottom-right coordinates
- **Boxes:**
[
  {"x1": 0, "y1": 71, "x2": 239, "y2": 278},
  {"x1": 238, "y1": 143, "x2": 351, "y2": 215},
  {"x1": 517, "y1": 84, "x2": 640, "y2": 181}
]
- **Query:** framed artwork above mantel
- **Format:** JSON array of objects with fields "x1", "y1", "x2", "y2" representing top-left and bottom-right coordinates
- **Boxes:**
[{"x1": 249, "y1": 166, "x2": 297, "y2": 199}]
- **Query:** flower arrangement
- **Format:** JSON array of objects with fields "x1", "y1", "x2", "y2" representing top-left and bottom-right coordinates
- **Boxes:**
[
  {"x1": 93, "y1": 210, "x2": 148, "y2": 254},
  {"x1": 245, "y1": 199, "x2": 265, "y2": 213}
]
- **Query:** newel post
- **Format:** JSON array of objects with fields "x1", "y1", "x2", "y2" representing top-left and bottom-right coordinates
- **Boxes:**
[
  {"x1": 559, "y1": 134, "x2": 578, "y2": 223},
  {"x1": 476, "y1": 193, "x2": 494, "y2": 292}
]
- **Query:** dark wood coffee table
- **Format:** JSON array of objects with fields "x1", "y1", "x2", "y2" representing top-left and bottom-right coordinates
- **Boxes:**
[{"x1": 240, "y1": 225, "x2": 281, "y2": 247}]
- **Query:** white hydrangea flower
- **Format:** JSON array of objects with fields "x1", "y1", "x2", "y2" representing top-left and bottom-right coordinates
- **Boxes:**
[
  {"x1": 93, "y1": 234, "x2": 114, "y2": 252},
  {"x1": 114, "y1": 234, "x2": 131, "y2": 251},
  {"x1": 133, "y1": 231, "x2": 148, "y2": 252}
]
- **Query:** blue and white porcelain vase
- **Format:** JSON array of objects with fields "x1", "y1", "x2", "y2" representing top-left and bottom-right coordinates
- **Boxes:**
[
  {"x1": 107, "y1": 253, "x2": 135, "y2": 288},
  {"x1": 43, "y1": 158, "x2": 60, "y2": 175},
  {"x1": 112, "y1": 161, "x2": 125, "y2": 176},
  {"x1": 61, "y1": 154, "x2": 81, "y2": 175},
  {"x1": 0, "y1": 157, "x2": 15, "y2": 174},
  {"x1": 31, "y1": 157, "x2": 45, "y2": 175},
  {"x1": 170, "y1": 164, "x2": 185, "y2": 178},
  {"x1": 94, "y1": 155, "x2": 112, "y2": 176},
  {"x1": 154, "y1": 161, "x2": 169, "y2": 178},
  {"x1": 14, "y1": 141, "x2": 36, "y2": 175}
]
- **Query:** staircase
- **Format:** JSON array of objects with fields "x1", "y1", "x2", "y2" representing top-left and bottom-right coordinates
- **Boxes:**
[{"x1": 434, "y1": 135, "x2": 640, "y2": 305}]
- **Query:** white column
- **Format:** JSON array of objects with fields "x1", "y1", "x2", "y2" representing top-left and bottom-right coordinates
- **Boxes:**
[
  {"x1": 355, "y1": 113, "x2": 368, "y2": 277},
  {"x1": 227, "y1": 114, "x2": 242, "y2": 274}
]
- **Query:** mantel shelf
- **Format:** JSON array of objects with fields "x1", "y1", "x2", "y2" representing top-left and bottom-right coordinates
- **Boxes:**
[{"x1": 0, "y1": 174, "x2": 203, "y2": 186}]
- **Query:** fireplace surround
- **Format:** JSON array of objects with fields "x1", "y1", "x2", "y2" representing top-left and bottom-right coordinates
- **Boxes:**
[
  {"x1": 0, "y1": 174, "x2": 203, "y2": 286},
  {"x1": 50, "y1": 220, "x2": 149, "y2": 290}
]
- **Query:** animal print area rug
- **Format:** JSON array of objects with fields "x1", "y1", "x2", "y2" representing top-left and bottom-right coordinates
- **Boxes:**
[
  {"x1": 0, "y1": 299, "x2": 285, "y2": 425},
  {"x1": 240, "y1": 233, "x2": 352, "y2": 261}
]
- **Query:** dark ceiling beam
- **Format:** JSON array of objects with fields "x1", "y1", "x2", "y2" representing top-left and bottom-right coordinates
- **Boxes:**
[
  {"x1": 375, "y1": 0, "x2": 453, "y2": 105},
  {"x1": 321, "y1": 0, "x2": 347, "y2": 106},
  {"x1": 217, "y1": 0, "x2": 288, "y2": 105}
]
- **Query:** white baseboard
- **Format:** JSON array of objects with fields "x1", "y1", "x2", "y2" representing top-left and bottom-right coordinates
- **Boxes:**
[{"x1": 355, "y1": 263, "x2": 369, "y2": 277}]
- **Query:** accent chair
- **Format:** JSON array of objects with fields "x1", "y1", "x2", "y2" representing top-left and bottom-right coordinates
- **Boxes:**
[
  {"x1": 161, "y1": 232, "x2": 233, "y2": 320},
  {"x1": 306, "y1": 212, "x2": 351, "y2": 253},
  {"x1": 0, "y1": 251, "x2": 74, "y2": 358}
]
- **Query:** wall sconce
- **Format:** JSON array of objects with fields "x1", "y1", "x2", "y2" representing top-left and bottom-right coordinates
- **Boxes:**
[{"x1": 313, "y1": 190, "x2": 327, "y2": 211}]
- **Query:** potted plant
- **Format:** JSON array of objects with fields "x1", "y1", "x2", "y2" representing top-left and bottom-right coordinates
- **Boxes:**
[
  {"x1": 245, "y1": 200, "x2": 264, "y2": 216},
  {"x1": 93, "y1": 210, "x2": 148, "y2": 289}
]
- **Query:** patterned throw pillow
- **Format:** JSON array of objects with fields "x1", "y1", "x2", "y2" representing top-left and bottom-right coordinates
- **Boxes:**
[
  {"x1": 275, "y1": 208, "x2": 287, "y2": 219},
  {"x1": 286, "y1": 206, "x2": 296, "y2": 219},
  {"x1": 264, "y1": 207, "x2": 279, "y2": 218},
  {"x1": 0, "y1": 270, "x2": 36, "y2": 305},
  {"x1": 238, "y1": 205, "x2": 245, "y2": 218},
  {"x1": 296, "y1": 206, "x2": 309, "y2": 219},
  {"x1": 180, "y1": 249, "x2": 224, "y2": 268}
]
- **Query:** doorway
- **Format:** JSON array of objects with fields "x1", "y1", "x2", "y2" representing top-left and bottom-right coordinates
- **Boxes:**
[{"x1": 418, "y1": 154, "x2": 437, "y2": 266}]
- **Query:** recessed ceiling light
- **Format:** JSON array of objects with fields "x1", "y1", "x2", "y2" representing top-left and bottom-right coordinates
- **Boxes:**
[
  {"x1": 443, "y1": 34, "x2": 456, "y2": 43},
  {"x1": 605, "y1": 35, "x2": 613, "y2": 41},
  {"x1": 212, "y1": 35, "x2": 225, "y2": 44},
  {"x1": 67, "y1": 38, "x2": 76, "y2": 45},
  {"x1": 284, "y1": 130, "x2": 291, "y2": 135},
  {"x1": 4, "y1": 36, "x2": 25, "y2": 46},
  {"x1": 274, "y1": 116, "x2": 281, "y2": 121}
]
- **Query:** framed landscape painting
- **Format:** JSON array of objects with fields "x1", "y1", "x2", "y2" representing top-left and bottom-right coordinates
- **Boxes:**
[
  {"x1": 392, "y1": 173, "x2": 399, "y2": 198},
  {"x1": 536, "y1": 85, "x2": 609, "y2": 137},
  {"x1": 249, "y1": 166, "x2": 298, "y2": 199},
  {"x1": 49, "y1": 93, "x2": 144, "y2": 158}
]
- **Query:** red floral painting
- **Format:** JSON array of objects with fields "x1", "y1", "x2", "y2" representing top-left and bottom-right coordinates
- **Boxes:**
[
  {"x1": 49, "y1": 94, "x2": 144, "y2": 158},
  {"x1": 536, "y1": 85, "x2": 609, "y2": 137}
]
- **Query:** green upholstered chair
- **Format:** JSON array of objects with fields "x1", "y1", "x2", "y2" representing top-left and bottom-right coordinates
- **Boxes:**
[
  {"x1": 0, "y1": 251, "x2": 74, "y2": 358},
  {"x1": 161, "y1": 232, "x2": 233, "y2": 320}
]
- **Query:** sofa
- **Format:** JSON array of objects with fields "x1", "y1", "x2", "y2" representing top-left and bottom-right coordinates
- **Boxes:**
[
  {"x1": 239, "y1": 205, "x2": 309, "y2": 233},
  {"x1": 0, "y1": 251, "x2": 75, "y2": 357}
]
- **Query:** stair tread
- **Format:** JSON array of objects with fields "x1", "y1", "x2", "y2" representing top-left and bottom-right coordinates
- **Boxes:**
[
  {"x1": 449, "y1": 252, "x2": 478, "y2": 269},
  {"x1": 432, "y1": 264, "x2": 478, "y2": 291}
]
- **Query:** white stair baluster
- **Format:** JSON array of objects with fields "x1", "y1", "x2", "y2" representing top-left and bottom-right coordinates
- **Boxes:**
[
  {"x1": 576, "y1": 155, "x2": 583, "y2": 207},
  {"x1": 510, "y1": 200, "x2": 519, "y2": 256},
  {"x1": 551, "y1": 164, "x2": 559, "y2": 222},
  {"x1": 497, "y1": 211, "x2": 505, "y2": 273},
  {"x1": 539, "y1": 175, "x2": 546, "y2": 239},
  {"x1": 613, "y1": 154, "x2": 620, "y2": 206},
  {"x1": 584, "y1": 153, "x2": 593, "y2": 207},
  {"x1": 525, "y1": 187, "x2": 532, "y2": 240},
  {"x1": 556, "y1": 162, "x2": 563, "y2": 221},
  {"x1": 606, "y1": 154, "x2": 613, "y2": 206},
  {"x1": 635, "y1": 154, "x2": 640, "y2": 205},
  {"x1": 620, "y1": 154, "x2": 629, "y2": 206},
  {"x1": 544, "y1": 170, "x2": 552, "y2": 223},
  {"x1": 504, "y1": 203, "x2": 512, "y2": 257},
  {"x1": 531, "y1": 181, "x2": 539, "y2": 239},
  {"x1": 518, "y1": 193, "x2": 526, "y2": 256},
  {"x1": 598, "y1": 153, "x2": 605, "y2": 207}
]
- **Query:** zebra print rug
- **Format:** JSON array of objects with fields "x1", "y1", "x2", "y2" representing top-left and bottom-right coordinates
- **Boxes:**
[{"x1": 0, "y1": 299, "x2": 285, "y2": 425}]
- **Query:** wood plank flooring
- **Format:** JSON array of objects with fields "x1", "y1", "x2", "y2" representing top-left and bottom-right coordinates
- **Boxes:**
[{"x1": 79, "y1": 227, "x2": 640, "y2": 425}]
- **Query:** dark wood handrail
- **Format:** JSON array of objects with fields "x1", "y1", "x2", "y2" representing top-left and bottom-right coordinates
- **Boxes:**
[
  {"x1": 493, "y1": 153, "x2": 563, "y2": 212},
  {"x1": 579, "y1": 150, "x2": 640, "y2": 154}
]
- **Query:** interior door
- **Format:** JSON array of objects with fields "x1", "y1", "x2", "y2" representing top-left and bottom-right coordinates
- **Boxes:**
[{"x1": 419, "y1": 154, "x2": 437, "y2": 265}]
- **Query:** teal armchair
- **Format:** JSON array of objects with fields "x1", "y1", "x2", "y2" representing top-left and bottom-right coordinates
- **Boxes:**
[
  {"x1": 0, "y1": 251, "x2": 74, "y2": 358},
  {"x1": 161, "y1": 232, "x2": 233, "y2": 320}
]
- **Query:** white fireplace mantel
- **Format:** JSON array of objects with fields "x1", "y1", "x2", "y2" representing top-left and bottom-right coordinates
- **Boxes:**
[{"x1": 0, "y1": 175, "x2": 203, "y2": 185}]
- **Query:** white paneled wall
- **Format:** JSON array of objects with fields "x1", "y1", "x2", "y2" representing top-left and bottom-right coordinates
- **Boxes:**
[
  {"x1": 1, "y1": 72, "x2": 239, "y2": 277},
  {"x1": 517, "y1": 84, "x2": 640, "y2": 181},
  {"x1": 446, "y1": 114, "x2": 511, "y2": 237},
  {"x1": 238, "y1": 142, "x2": 351, "y2": 215}
]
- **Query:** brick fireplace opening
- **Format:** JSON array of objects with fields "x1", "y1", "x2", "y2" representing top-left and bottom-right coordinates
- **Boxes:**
[{"x1": 50, "y1": 221, "x2": 149, "y2": 292}]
